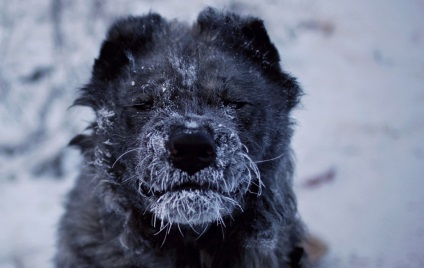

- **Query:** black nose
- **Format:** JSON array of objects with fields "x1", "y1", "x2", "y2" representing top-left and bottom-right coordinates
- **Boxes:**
[{"x1": 168, "y1": 132, "x2": 216, "y2": 175}]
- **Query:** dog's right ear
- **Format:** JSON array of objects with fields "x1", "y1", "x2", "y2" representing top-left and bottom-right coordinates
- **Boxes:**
[
  {"x1": 93, "y1": 13, "x2": 166, "y2": 81},
  {"x1": 73, "y1": 14, "x2": 166, "y2": 109}
]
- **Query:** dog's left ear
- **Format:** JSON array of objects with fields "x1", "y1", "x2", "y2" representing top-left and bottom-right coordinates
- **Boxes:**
[
  {"x1": 239, "y1": 19, "x2": 281, "y2": 70},
  {"x1": 197, "y1": 8, "x2": 280, "y2": 72},
  {"x1": 197, "y1": 8, "x2": 301, "y2": 109}
]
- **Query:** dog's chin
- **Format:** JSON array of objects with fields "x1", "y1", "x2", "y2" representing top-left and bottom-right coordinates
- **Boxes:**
[{"x1": 149, "y1": 189, "x2": 240, "y2": 226}]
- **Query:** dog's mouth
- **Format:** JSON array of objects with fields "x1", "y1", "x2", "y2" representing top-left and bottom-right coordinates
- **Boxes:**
[
  {"x1": 170, "y1": 182, "x2": 207, "y2": 192},
  {"x1": 150, "y1": 189, "x2": 240, "y2": 226},
  {"x1": 144, "y1": 175, "x2": 242, "y2": 226},
  {"x1": 141, "y1": 178, "x2": 239, "y2": 198},
  {"x1": 137, "y1": 165, "x2": 236, "y2": 198}
]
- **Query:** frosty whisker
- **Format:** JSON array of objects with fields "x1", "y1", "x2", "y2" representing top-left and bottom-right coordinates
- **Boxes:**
[
  {"x1": 112, "y1": 148, "x2": 141, "y2": 168},
  {"x1": 196, "y1": 224, "x2": 209, "y2": 240},
  {"x1": 254, "y1": 152, "x2": 286, "y2": 164},
  {"x1": 177, "y1": 223, "x2": 184, "y2": 237},
  {"x1": 154, "y1": 221, "x2": 170, "y2": 236}
]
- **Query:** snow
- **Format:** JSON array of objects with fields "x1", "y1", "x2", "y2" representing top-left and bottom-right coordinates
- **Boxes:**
[
  {"x1": 97, "y1": 107, "x2": 115, "y2": 131},
  {"x1": 0, "y1": 0, "x2": 423, "y2": 267},
  {"x1": 185, "y1": 121, "x2": 199, "y2": 129}
]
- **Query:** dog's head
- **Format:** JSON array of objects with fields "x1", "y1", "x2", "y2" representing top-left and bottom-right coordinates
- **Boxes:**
[{"x1": 72, "y1": 8, "x2": 301, "y2": 230}]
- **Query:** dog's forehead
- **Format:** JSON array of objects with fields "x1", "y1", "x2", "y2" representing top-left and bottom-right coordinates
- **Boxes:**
[{"x1": 125, "y1": 45, "x2": 261, "y2": 101}]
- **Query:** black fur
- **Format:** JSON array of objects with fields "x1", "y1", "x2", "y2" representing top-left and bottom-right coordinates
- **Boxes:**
[{"x1": 56, "y1": 8, "x2": 306, "y2": 267}]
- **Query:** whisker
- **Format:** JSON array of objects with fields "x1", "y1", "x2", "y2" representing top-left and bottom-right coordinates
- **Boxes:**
[
  {"x1": 238, "y1": 152, "x2": 263, "y2": 195},
  {"x1": 112, "y1": 147, "x2": 141, "y2": 168},
  {"x1": 196, "y1": 224, "x2": 209, "y2": 240},
  {"x1": 254, "y1": 152, "x2": 286, "y2": 164},
  {"x1": 218, "y1": 217, "x2": 225, "y2": 240},
  {"x1": 177, "y1": 223, "x2": 184, "y2": 237},
  {"x1": 154, "y1": 221, "x2": 170, "y2": 236}
]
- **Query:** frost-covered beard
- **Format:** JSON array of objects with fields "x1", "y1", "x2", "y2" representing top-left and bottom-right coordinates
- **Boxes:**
[{"x1": 133, "y1": 111, "x2": 261, "y2": 228}]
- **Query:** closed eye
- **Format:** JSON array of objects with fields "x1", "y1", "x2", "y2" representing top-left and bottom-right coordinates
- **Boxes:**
[
  {"x1": 125, "y1": 99, "x2": 154, "y2": 111},
  {"x1": 225, "y1": 101, "x2": 251, "y2": 110}
]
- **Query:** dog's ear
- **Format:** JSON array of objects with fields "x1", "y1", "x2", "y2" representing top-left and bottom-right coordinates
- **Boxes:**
[
  {"x1": 197, "y1": 8, "x2": 280, "y2": 72},
  {"x1": 74, "y1": 14, "x2": 166, "y2": 109},
  {"x1": 93, "y1": 13, "x2": 166, "y2": 81},
  {"x1": 197, "y1": 8, "x2": 301, "y2": 109}
]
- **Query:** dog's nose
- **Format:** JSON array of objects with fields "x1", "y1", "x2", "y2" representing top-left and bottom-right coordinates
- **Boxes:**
[{"x1": 168, "y1": 132, "x2": 216, "y2": 175}]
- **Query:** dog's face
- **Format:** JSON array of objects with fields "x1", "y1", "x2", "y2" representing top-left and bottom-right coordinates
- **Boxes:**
[
  {"x1": 73, "y1": 9, "x2": 300, "y2": 230},
  {"x1": 125, "y1": 52, "x2": 264, "y2": 226}
]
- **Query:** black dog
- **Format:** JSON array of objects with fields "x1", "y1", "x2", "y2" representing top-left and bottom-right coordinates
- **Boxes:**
[{"x1": 56, "y1": 8, "x2": 306, "y2": 267}]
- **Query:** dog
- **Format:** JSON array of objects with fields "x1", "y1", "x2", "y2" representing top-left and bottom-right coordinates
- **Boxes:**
[{"x1": 55, "y1": 7, "x2": 306, "y2": 267}]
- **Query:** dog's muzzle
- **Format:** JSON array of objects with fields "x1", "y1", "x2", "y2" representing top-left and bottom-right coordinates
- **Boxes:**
[{"x1": 143, "y1": 120, "x2": 260, "y2": 226}]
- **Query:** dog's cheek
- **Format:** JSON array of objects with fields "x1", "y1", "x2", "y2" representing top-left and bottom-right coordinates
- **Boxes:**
[
  {"x1": 235, "y1": 107, "x2": 269, "y2": 152},
  {"x1": 237, "y1": 107, "x2": 257, "y2": 129},
  {"x1": 121, "y1": 109, "x2": 152, "y2": 133}
]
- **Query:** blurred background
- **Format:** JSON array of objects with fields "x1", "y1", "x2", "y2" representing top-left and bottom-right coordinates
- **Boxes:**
[{"x1": 0, "y1": 0, "x2": 423, "y2": 267}]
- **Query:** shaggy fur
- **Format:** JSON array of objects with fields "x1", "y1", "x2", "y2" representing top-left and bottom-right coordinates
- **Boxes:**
[{"x1": 56, "y1": 8, "x2": 307, "y2": 268}]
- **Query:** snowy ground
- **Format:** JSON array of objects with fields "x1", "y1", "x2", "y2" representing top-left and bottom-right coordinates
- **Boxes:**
[{"x1": 0, "y1": 0, "x2": 423, "y2": 267}]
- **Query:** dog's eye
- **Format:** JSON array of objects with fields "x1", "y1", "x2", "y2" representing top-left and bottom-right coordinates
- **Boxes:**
[
  {"x1": 132, "y1": 102, "x2": 153, "y2": 111},
  {"x1": 126, "y1": 99, "x2": 154, "y2": 111},
  {"x1": 226, "y1": 101, "x2": 250, "y2": 110}
]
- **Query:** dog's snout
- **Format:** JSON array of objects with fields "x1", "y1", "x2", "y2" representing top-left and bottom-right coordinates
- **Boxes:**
[{"x1": 168, "y1": 132, "x2": 216, "y2": 175}]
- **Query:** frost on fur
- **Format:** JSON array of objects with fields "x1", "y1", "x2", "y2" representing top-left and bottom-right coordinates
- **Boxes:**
[
  {"x1": 151, "y1": 190, "x2": 240, "y2": 226},
  {"x1": 96, "y1": 107, "x2": 115, "y2": 132},
  {"x1": 131, "y1": 113, "x2": 263, "y2": 226}
]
